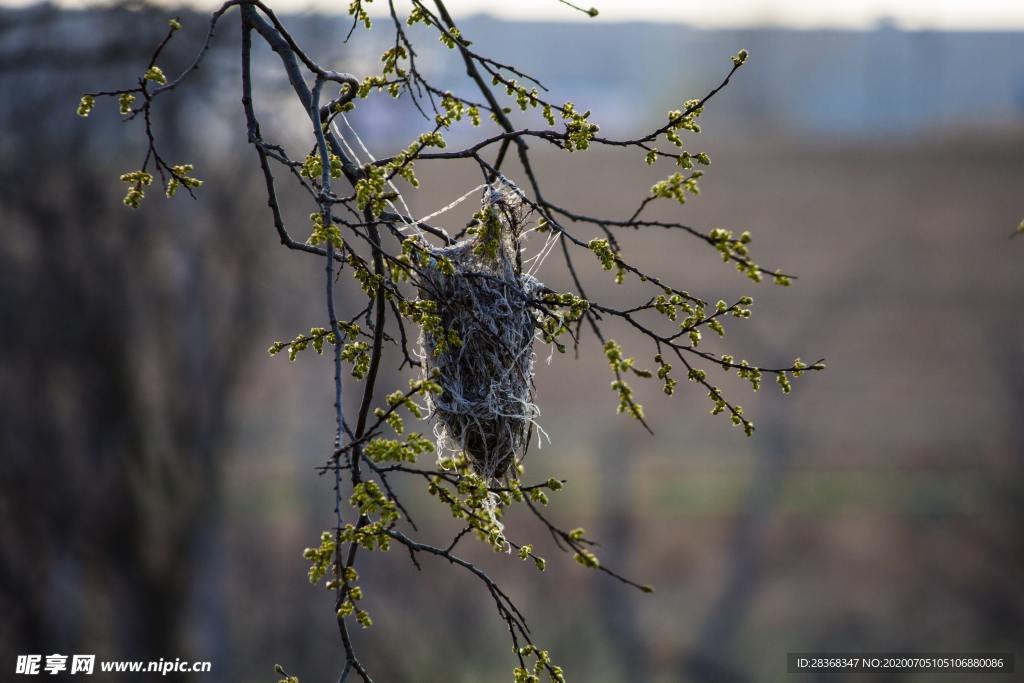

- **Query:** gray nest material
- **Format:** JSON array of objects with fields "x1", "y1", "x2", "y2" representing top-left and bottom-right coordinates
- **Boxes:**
[{"x1": 414, "y1": 182, "x2": 543, "y2": 480}]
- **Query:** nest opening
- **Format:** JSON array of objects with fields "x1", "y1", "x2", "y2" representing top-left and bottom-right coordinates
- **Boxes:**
[{"x1": 413, "y1": 182, "x2": 543, "y2": 481}]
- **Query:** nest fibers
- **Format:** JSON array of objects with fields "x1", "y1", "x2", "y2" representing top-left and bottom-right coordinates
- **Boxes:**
[{"x1": 413, "y1": 182, "x2": 546, "y2": 481}]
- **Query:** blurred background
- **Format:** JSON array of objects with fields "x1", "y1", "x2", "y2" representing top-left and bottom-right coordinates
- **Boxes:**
[{"x1": 1, "y1": 2, "x2": 1023, "y2": 681}]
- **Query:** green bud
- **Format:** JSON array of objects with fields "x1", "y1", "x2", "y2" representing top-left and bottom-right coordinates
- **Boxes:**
[
  {"x1": 143, "y1": 66, "x2": 167, "y2": 85},
  {"x1": 77, "y1": 95, "x2": 95, "y2": 117},
  {"x1": 118, "y1": 93, "x2": 135, "y2": 115}
]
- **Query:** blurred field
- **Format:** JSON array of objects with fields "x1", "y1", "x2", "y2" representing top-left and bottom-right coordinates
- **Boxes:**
[
  {"x1": 2, "y1": 5, "x2": 1023, "y2": 682},
  {"x1": 219, "y1": 133, "x2": 1024, "y2": 682}
]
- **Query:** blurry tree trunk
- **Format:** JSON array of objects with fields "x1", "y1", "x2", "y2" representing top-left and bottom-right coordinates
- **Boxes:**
[
  {"x1": 593, "y1": 430, "x2": 651, "y2": 680},
  {"x1": 684, "y1": 398, "x2": 788, "y2": 683},
  {"x1": 0, "y1": 13, "x2": 255, "y2": 673}
]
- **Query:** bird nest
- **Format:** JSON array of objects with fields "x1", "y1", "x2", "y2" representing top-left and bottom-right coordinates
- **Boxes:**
[{"x1": 413, "y1": 182, "x2": 543, "y2": 481}]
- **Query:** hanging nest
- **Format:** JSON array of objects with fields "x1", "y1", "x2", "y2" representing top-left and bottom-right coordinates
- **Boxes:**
[{"x1": 413, "y1": 182, "x2": 542, "y2": 480}]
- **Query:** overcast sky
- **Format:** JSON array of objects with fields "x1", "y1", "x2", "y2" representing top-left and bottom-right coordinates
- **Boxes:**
[
  {"x1": 13, "y1": 0, "x2": 1024, "y2": 30},
  {"x1": 416, "y1": 0, "x2": 1024, "y2": 30}
]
